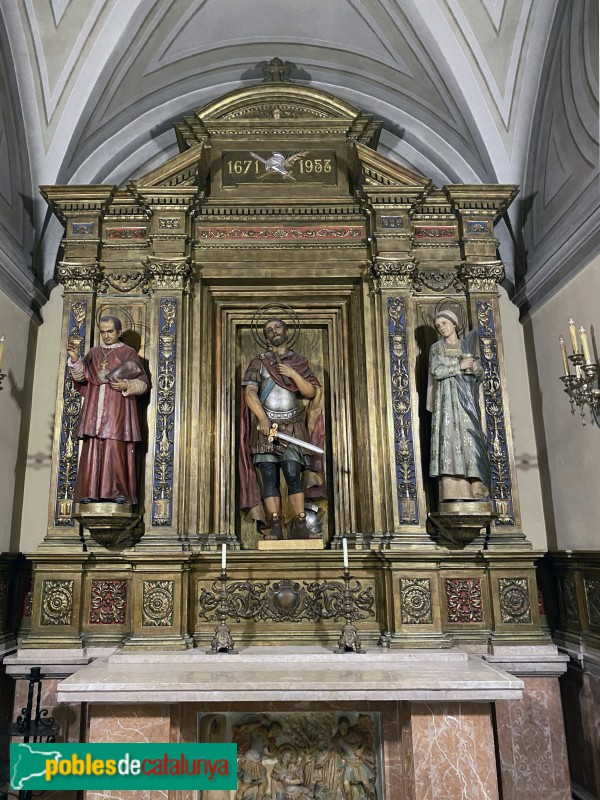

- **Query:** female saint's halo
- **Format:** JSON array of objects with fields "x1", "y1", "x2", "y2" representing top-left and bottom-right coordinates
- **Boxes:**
[{"x1": 250, "y1": 303, "x2": 300, "y2": 350}]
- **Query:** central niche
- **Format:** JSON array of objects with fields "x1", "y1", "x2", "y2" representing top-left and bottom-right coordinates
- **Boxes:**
[{"x1": 193, "y1": 280, "x2": 372, "y2": 547}]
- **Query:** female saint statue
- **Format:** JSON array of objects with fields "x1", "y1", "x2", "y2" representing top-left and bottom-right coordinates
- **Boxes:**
[{"x1": 427, "y1": 310, "x2": 491, "y2": 503}]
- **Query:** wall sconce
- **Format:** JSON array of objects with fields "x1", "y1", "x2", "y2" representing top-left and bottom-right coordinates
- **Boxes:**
[
  {"x1": 559, "y1": 319, "x2": 599, "y2": 426},
  {"x1": 0, "y1": 336, "x2": 5, "y2": 390}
]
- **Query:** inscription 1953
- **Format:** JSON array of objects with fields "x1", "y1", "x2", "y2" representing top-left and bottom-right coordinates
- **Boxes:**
[{"x1": 222, "y1": 150, "x2": 337, "y2": 186}]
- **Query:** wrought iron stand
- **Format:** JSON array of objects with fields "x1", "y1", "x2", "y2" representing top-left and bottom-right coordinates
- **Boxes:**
[{"x1": 2, "y1": 667, "x2": 60, "y2": 800}]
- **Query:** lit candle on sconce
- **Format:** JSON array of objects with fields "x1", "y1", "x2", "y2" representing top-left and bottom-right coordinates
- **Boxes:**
[
  {"x1": 342, "y1": 537, "x2": 349, "y2": 571},
  {"x1": 579, "y1": 326, "x2": 592, "y2": 364},
  {"x1": 559, "y1": 337, "x2": 570, "y2": 376},
  {"x1": 568, "y1": 318, "x2": 579, "y2": 353},
  {"x1": 221, "y1": 543, "x2": 226, "y2": 572}
]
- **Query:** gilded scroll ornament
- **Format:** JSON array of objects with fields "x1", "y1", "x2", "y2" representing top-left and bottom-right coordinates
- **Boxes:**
[
  {"x1": 400, "y1": 578, "x2": 433, "y2": 624},
  {"x1": 584, "y1": 578, "x2": 600, "y2": 626},
  {"x1": 145, "y1": 257, "x2": 193, "y2": 292},
  {"x1": 197, "y1": 225, "x2": 361, "y2": 240},
  {"x1": 387, "y1": 297, "x2": 419, "y2": 524},
  {"x1": 476, "y1": 301, "x2": 515, "y2": 524},
  {"x1": 414, "y1": 226, "x2": 455, "y2": 239},
  {"x1": 152, "y1": 299, "x2": 177, "y2": 526},
  {"x1": 105, "y1": 227, "x2": 147, "y2": 240},
  {"x1": 560, "y1": 577, "x2": 579, "y2": 624},
  {"x1": 142, "y1": 580, "x2": 174, "y2": 627},
  {"x1": 89, "y1": 579, "x2": 127, "y2": 625},
  {"x1": 55, "y1": 300, "x2": 87, "y2": 525},
  {"x1": 98, "y1": 270, "x2": 150, "y2": 295},
  {"x1": 198, "y1": 577, "x2": 374, "y2": 624},
  {"x1": 460, "y1": 263, "x2": 504, "y2": 293},
  {"x1": 445, "y1": 578, "x2": 483, "y2": 623},
  {"x1": 23, "y1": 582, "x2": 33, "y2": 618},
  {"x1": 380, "y1": 215, "x2": 404, "y2": 229},
  {"x1": 158, "y1": 217, "x2": 181, "y2": 229},
  {"x1": 56, "y1": 262, "x2": 101, "y2": 293},
  {"x1": 370, "y1": 260, "x2": 416, "y2": 293},
  {"x1": 498, "y1": 578, "x2": 532, "y2": 624},
  {"x1": 413, "y1": 268, "x2": 465, "y2": 294},
  {"x1": 41, "y1": 580, "x2": 74, "y2": 626}
]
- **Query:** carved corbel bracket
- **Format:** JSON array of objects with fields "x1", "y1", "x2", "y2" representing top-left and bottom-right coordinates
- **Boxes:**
[
  {"x1": 369, "y1": 259, "x2": 416, "y2": 293},
  {"x1": 459, "y1": 262, "x2": 505, "y2": 293},
  {"x1": 56, "y1": 261, "x2": 102, "y2": 293},
  {"x1": 145, "y1": 256, "x2": 194, "y2": 293}
]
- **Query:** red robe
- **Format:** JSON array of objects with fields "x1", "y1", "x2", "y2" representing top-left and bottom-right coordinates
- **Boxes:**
[
  {"x1": 72, "y1": 344, "x2": 148, "y2": 503},
  {"x1": 239, "y1": 350, "x2": 325, "y2": 521}
]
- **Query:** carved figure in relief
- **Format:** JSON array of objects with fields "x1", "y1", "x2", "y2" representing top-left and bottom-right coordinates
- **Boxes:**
[
  {"x1": 239, "y1": 314, "x2": 325, "y2": 540},
  {"x1": 427, "y1": 310, "x2": 490, "y2": 502},
  {"x1": 236, "y1": 748, "x2": 268, "y2": 800},
  {"x1": 271, "y1": 744, "x2": 311, "y2": 800},
  {"x1": 67, "y1": 316, "x2": 148, "y2": 504}
]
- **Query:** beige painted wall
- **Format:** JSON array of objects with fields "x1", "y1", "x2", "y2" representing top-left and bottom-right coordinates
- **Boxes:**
[
  {"x1": 526, "y1": 253, "x2": 600, "y2": 551},
  {"x1": 499, "y1": 289, "x2": 547, "y2": 550},
  {"x1": 19, "y1": 286, "x2": 62, "y2": 552},
  {"x1": 0, "y1": 290, "x2": 38, "y2": 552}
]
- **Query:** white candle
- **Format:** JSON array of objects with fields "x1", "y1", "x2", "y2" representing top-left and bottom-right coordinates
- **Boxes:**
[
  {"x1": 0, "y1": 336, "x2": 4, "y2": 371},
  {"x1": 342, "y1": 537, "x2": 349, "y2": 570},
  {"x1": 221, "y1": 543, "x2": 226, "y2": 571},
  {"x1": 568, "y1": 318, "x2": 579, "y2": 353},
  {"x1": 559, "y1": 337, "x2": 570, "y2": 375},
  {"x1": 579, "y1": 326, "x2": 592, "y2": 364}
]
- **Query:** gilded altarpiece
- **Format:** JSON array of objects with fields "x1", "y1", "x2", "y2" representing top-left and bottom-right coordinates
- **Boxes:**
[{"x1": 17, "y1": 79, "x2": 547, "y2": 653}]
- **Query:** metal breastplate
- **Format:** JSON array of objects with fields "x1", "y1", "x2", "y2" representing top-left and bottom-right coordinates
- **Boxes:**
[{"x1": 260, "y1": 363, "x2": 298, "y2": 413}]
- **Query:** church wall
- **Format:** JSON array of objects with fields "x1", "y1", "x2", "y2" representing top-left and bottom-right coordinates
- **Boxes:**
[
  {"x1": 0, "y1": 288, "x2": 37, "y2": 553},
  {"x1": 526, "y1": 252, "x2": 600, "y2": 551},
  {"x1": 499, "y1": 288, "x2": 547, "y2": 551},
  {"x1": 19, "y1": 285, "x2": 62, "y2": 553}
]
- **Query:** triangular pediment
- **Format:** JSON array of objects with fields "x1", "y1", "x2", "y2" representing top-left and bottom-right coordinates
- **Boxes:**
[
  {"x1": 129, "y1": 143, "x2": 208, "y2": 189},
  {"x1": 354, "y1": 142, "x2": 432, "y2": 191}
]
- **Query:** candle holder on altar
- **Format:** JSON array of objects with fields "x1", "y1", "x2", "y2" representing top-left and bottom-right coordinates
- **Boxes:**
[
  {"x1": 208, "y1": 569, "x2": 237, "y2": 654},
  {"x1": 559, "y1": 322, "x2": 600, "y2": 427},
  {"x1": 333, "y1": 568, "x2": 366, "y2": 654}
]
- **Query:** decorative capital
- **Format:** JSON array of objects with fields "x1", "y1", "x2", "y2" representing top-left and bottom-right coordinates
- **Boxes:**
[
  {"x1": 56, "y1": 261, "x2": 102, "y2": 293},
  {"x1": 459, "y1": 262, "x2": 504, "y2": 293},
  {"x1": 145, "y1": 257, "x2": 194, "y2": 292},
  {"x1": 370, "y1": 259, "x2": 416, "y2": 292}
]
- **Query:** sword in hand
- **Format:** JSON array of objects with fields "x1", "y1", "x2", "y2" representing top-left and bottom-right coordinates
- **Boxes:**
[{"x1": 264, "y1": 422, "x2": 324, "y2": 455}]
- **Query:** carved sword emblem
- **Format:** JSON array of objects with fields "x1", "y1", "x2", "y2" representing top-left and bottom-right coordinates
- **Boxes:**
[{"x1": 249, "y1": 150, "x2": 308, "y2": 180}]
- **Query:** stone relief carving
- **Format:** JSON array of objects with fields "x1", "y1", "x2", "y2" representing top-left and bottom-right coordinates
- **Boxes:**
[{"x1": 199, "y1": 711, "x2": 382, "y2": 800}]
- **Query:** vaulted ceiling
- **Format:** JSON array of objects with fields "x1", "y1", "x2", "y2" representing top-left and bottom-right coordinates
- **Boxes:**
[{"x1": 0, "y1": 0, "x2": 597, "y2": 319}]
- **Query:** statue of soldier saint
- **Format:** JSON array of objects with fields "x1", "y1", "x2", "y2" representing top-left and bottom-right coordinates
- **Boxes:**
[
  {"x1": 67, "y1": 315, "x2": 149, "y2": 506},
  {"x1": 239, "y1": 314, "x2": 326, "y2": 540}
]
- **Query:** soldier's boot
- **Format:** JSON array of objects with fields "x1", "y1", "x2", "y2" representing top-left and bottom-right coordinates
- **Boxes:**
[
  {"x1": 293, "y1": 512, "x2": 311, "y2": 540},
  {"x1": 266, "y1": 512, "x2": 283, "y2": 540}
]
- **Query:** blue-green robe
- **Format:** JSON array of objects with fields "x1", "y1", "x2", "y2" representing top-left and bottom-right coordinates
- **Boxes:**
[{"x1": 428, "y1": 332, "x2": 490, "y2": 488}]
